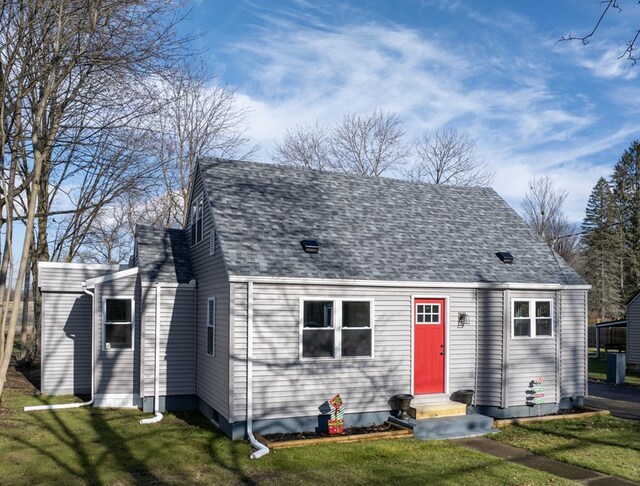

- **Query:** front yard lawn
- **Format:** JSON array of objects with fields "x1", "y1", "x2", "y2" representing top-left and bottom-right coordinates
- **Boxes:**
[
  {"x1": 0, "y1": 371, "x2": 574, "y2": 486},
  {"x1": 589, "y1": 352, "x2": 640, "y2": 385},
  {"x1": 492, "y1": 415, "x2": 640, "y2": 482}
]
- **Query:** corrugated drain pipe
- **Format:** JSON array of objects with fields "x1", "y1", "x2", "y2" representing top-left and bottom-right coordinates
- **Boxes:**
[
  {"x1": 247, "y1": 281, "x2": 269, "y2": 459},
  {"x1": 140, "y1": 283, "x2": 163, "y2": 424},
  {"x1": 24, "y1": 283, "x2": 96, "y2": 412}
]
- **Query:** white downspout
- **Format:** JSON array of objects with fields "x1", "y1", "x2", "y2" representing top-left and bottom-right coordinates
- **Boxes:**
[
  {"x1": 25, "y1": 283, "x2": 96, "y2": 412},
  {"x1": 247, "y1": 281, "x2": 269, "y2": 459},
  {"x1": 140, "y1": 283, "x2": 163, "y2": 424}
]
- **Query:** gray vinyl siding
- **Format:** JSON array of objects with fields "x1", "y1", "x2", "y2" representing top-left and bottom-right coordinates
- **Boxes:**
[
  {"x1": 232, "y1": 283, "x2": 478, "y2": 422},
  {"x1": 141, "y1": 284, "x2": 196, "y2": 397},
  {"x1": 41, "y1": 292, "x2": 92, "y2": 395},
  {"x1": 560, "y1": 289, "x2": 588, "y2": 397},
  {"x1": 94, "y1": 274, "x2": 138, "y2": 395},
  {"x1": 190, "y1": 166, "x2": 231, "y2": 419},
  {"x1": 39, "y1": 264, "x2": 119, "y2": 396},
  {"x1": 506, "y1": 290, "x2": 558, "y2": 407},
  {"x1": 476, "y1": 290, "x2": 504, "y2": 407},
  {"x1": 40, "y1": 264, "x2": 120, "y2": 293},
  {"x1": 629, "y1": 295, "x2": 640, "y2": 368}
]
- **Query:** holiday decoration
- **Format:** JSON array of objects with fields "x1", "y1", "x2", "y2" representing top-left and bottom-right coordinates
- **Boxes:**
[{"x1": 328, "y1": 394, "x2": 344, "y2": 435}]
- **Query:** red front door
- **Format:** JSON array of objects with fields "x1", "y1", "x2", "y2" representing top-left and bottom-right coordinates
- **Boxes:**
[{"x1": 414, "y1": 298, "x2": 445, "y2": 394}]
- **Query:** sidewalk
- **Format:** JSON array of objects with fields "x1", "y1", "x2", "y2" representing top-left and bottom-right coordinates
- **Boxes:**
[
  {"x1": 455, "y1": 436, "x2": 638, "y2": 485},
  {"x1": 586, "y1": 381, "x2": 640, "y2": 421}
]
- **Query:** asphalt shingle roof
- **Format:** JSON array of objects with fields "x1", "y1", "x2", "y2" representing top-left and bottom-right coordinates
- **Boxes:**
[
  {"x1": 199, "y1": 157, "x2": 586, "y2": 286},
  {"x1": 135, "y1": 225, "x2": 194, "y2": 284}
]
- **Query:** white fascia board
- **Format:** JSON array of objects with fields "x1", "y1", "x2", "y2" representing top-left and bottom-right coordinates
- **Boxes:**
[
  {"x1": 39, "y1": 261, "x2": 122, "y2": 271},
  {"x1": 84, "y1": 267, "x2": 139, "y2": 289},
  {"x1": 228, "y1": 275, "x2": 591, "y2": 291}
]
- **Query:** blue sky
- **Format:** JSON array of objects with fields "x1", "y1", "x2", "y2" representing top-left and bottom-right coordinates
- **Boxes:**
[{"x1": 182, "y1": 0, "x2": 640, "y2": 221}]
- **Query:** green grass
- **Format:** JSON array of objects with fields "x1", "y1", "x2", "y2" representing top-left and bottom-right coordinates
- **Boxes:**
[
  {"x1": 0, "y1": 388, "x2": 574, "y2": 485},
  {"x1": 588, "y1": 351, "x2": 640, "y2": 385},
  {"x1": 492, "y1": 415, "x2": 640, "y2": 482}
]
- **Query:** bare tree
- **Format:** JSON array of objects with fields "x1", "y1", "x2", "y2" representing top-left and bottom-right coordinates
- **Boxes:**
[
  {"x1": 146, "y1": 63, "x2": 254, "y2": 228},
  {"x1": 406, "y1": 127, "x2": 494, "y2": 187},
  {"x1": 559, "y1": 0, "x2": 640, "y2": 64},
  {"x1": 522, "y1": 176, "x2": 580, "y2": 264},
  {"x1": 331, "y1": 109, "x2": 407, "y2": 177},
  {"x1": 272, "y1": 108, "x2": 408, "y2": 177},
  {"x1": 0, "y1": 0, "x2": 189, "y2": 398},
  {"x1": 272, "y1": 122, "x2": 331, "y2": 171}
]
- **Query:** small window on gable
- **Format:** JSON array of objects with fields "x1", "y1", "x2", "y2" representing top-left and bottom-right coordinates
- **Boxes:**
[
  {"x1": 104, "y1": 298, "x2": 133, "y2": 349},
  {"x1": 512, "y1": 299, "x2": 553, "y2": 338},
  {"x1": 191, "y1": 196, "x2": 204, "y2": 246},
  {"x1": 209, "y1": 229, "x2": 216, "y2": 256},
  {"x1": 207, "y1": 298, "x2": 215, "y2": 356}
]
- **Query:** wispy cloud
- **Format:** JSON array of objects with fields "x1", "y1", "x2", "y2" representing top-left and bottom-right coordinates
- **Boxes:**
[{"x1": 223, "y1": 4, "x2": 640, "y2": 221}]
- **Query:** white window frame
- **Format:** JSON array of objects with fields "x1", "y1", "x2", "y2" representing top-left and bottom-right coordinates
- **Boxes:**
[
  {"x1": 511, "y1": 298, "x2": 554, "y2": 339},
  {"x1": 207, "y1": 297, "x2": 216, "y2": 357},
  {"x1": 190, "y1": 195, "x2": 204, "y2": 246},
  {"x1": 209, "y1": 229, "x2": 216, "y2": 256},
  {"x1": 299, "y1": 297, "x2": 375, "y2": 361},
  {"x1": 103, "y1": 296, "x2": 135, "y2": 350}
]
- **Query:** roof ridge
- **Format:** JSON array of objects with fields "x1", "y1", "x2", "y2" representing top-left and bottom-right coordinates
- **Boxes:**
[{"x1": 198, "y1": 156, "x2": 495, "y2": 193}]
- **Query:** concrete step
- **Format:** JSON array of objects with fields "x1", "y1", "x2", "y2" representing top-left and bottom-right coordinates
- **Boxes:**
[
  {"x1": 414, "y1": 414, "x2": 496, "y2": 440},
  {"x1": 389, "y1": 413, "x2": 496, "y2": 440},
  {"x1": 410, "y1": 400, "x2": 467, "y2": 419}
]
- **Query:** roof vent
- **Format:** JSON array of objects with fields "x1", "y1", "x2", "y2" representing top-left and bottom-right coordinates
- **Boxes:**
[
  {"x1": 496, "y1": 251, "x2": 513, "y2": 264},
  {"x1": 301, "y1": 239, "x2": 319, "y2": 254}
]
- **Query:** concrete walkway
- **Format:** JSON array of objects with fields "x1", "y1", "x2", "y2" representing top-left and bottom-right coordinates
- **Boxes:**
[
  {"x1": 585, "y1": 381, "x2": 640, "y2": 421},
  {"x1": 456, "y1": 436, "x2": 638, "y2": 485}
]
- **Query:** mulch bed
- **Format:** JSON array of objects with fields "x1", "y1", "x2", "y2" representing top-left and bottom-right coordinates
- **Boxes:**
[{"x1": 264, "y1": 423, "x2": 395, "y2": 442}]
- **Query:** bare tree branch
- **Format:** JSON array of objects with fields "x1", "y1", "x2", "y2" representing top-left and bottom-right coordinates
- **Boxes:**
[{"x1": 405, "y1": 127, "x2": 494, "y2": 187}]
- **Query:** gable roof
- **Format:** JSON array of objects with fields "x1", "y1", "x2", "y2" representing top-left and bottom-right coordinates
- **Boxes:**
[
  {"x1": 135, "y1": 225, "x2": 194, "y2": 284},
  {"x1": 198, "y1": 157, "x2": 586, "y2": 286}
]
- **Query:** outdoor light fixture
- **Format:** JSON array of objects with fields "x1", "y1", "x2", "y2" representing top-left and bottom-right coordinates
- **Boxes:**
[
  {"x1": 458, "y1": 313, "x2": 469, "y2": 328},
  {"x1": 495, "y1": 251, "x2": 514, "y2": 264},
  {"x1": 300, "y1": 239, "x2": 319, "y2": 253}
]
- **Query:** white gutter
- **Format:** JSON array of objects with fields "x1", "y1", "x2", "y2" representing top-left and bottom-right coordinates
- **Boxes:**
[
  {"x1": 228, "y1": 275, "x2": 591, "y2": 291},
  {"x1": 140, "y1": 283, "x2": 163, "y2": 424},
  {"x1": 24, "y1": 283, "x2": 96, "y2": 412},
  {"x1": 246, "y1": 281, "x2": 269, "y2": 459}
]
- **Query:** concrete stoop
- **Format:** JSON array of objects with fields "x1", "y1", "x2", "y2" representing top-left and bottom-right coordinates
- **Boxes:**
[{"x1": 389, "y1": 413, "x2": 498, "y2": 440}]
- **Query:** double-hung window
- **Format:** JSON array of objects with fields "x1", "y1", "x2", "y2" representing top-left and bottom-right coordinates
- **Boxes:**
[
  {"x1": 301, "y1": 299, "x2": 373, "y2": 359},
  {"x1": 190, "y1": 196, "x2": 204, "y2": 245},
  {"x1": 512, "y1": 299, "x2": 553, "y2": 338},
  {"x1": 104, "y1": 298, "x2": 133, "y2": 349},
  {"x1": 207, "y1": 298, "x2": 216, "y2": 356}
]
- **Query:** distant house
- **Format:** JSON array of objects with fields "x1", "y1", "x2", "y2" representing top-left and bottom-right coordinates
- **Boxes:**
[
  {"x1": 627, "y1": 291, "x2": 640, "y2": 371},
  {"x1": 39, "y1": 158, "x2": 589, "y2": 439}
]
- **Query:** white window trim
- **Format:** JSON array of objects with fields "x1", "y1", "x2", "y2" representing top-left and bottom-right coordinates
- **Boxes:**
[
  {"x1": 191, "y1": 195, "x2": 204, "y2": 246},
  {"x1": 298, "y1": 297, "x2": 375, "y2": 361},
  {"x1": 511, "y1": 298, "x2": 554, "y2": 339},
  {"x1": 102, "y1": 296, "x2": 135, "y2": 351},
  {"x1": 207, "y1": 297, "x2": 216, "y2": 357}
]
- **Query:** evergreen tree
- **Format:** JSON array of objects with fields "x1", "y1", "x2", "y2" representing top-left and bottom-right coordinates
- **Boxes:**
[
  {"x1": 583, "y1": 178, "x2": 625, "y2": 321},
  {"x1": 612, "y1": 141, "x2": 640, "y2": 301}
]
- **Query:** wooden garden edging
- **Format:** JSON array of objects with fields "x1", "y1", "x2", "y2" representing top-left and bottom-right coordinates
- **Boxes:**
[
  {"x1": 493, "y1": 407, "x2": 610, "y2": 428},
  {"x1": 255, "y1": 421, "x2": 413, "y2": 449}
]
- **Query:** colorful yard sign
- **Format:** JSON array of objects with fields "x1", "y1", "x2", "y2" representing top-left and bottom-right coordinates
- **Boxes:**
[
  {"x1": 328, "y1": 394, "x2": 344, "y2": 435},
  {"x1": 526, "y1": 377, "x2": 545, "y2": 407}
]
